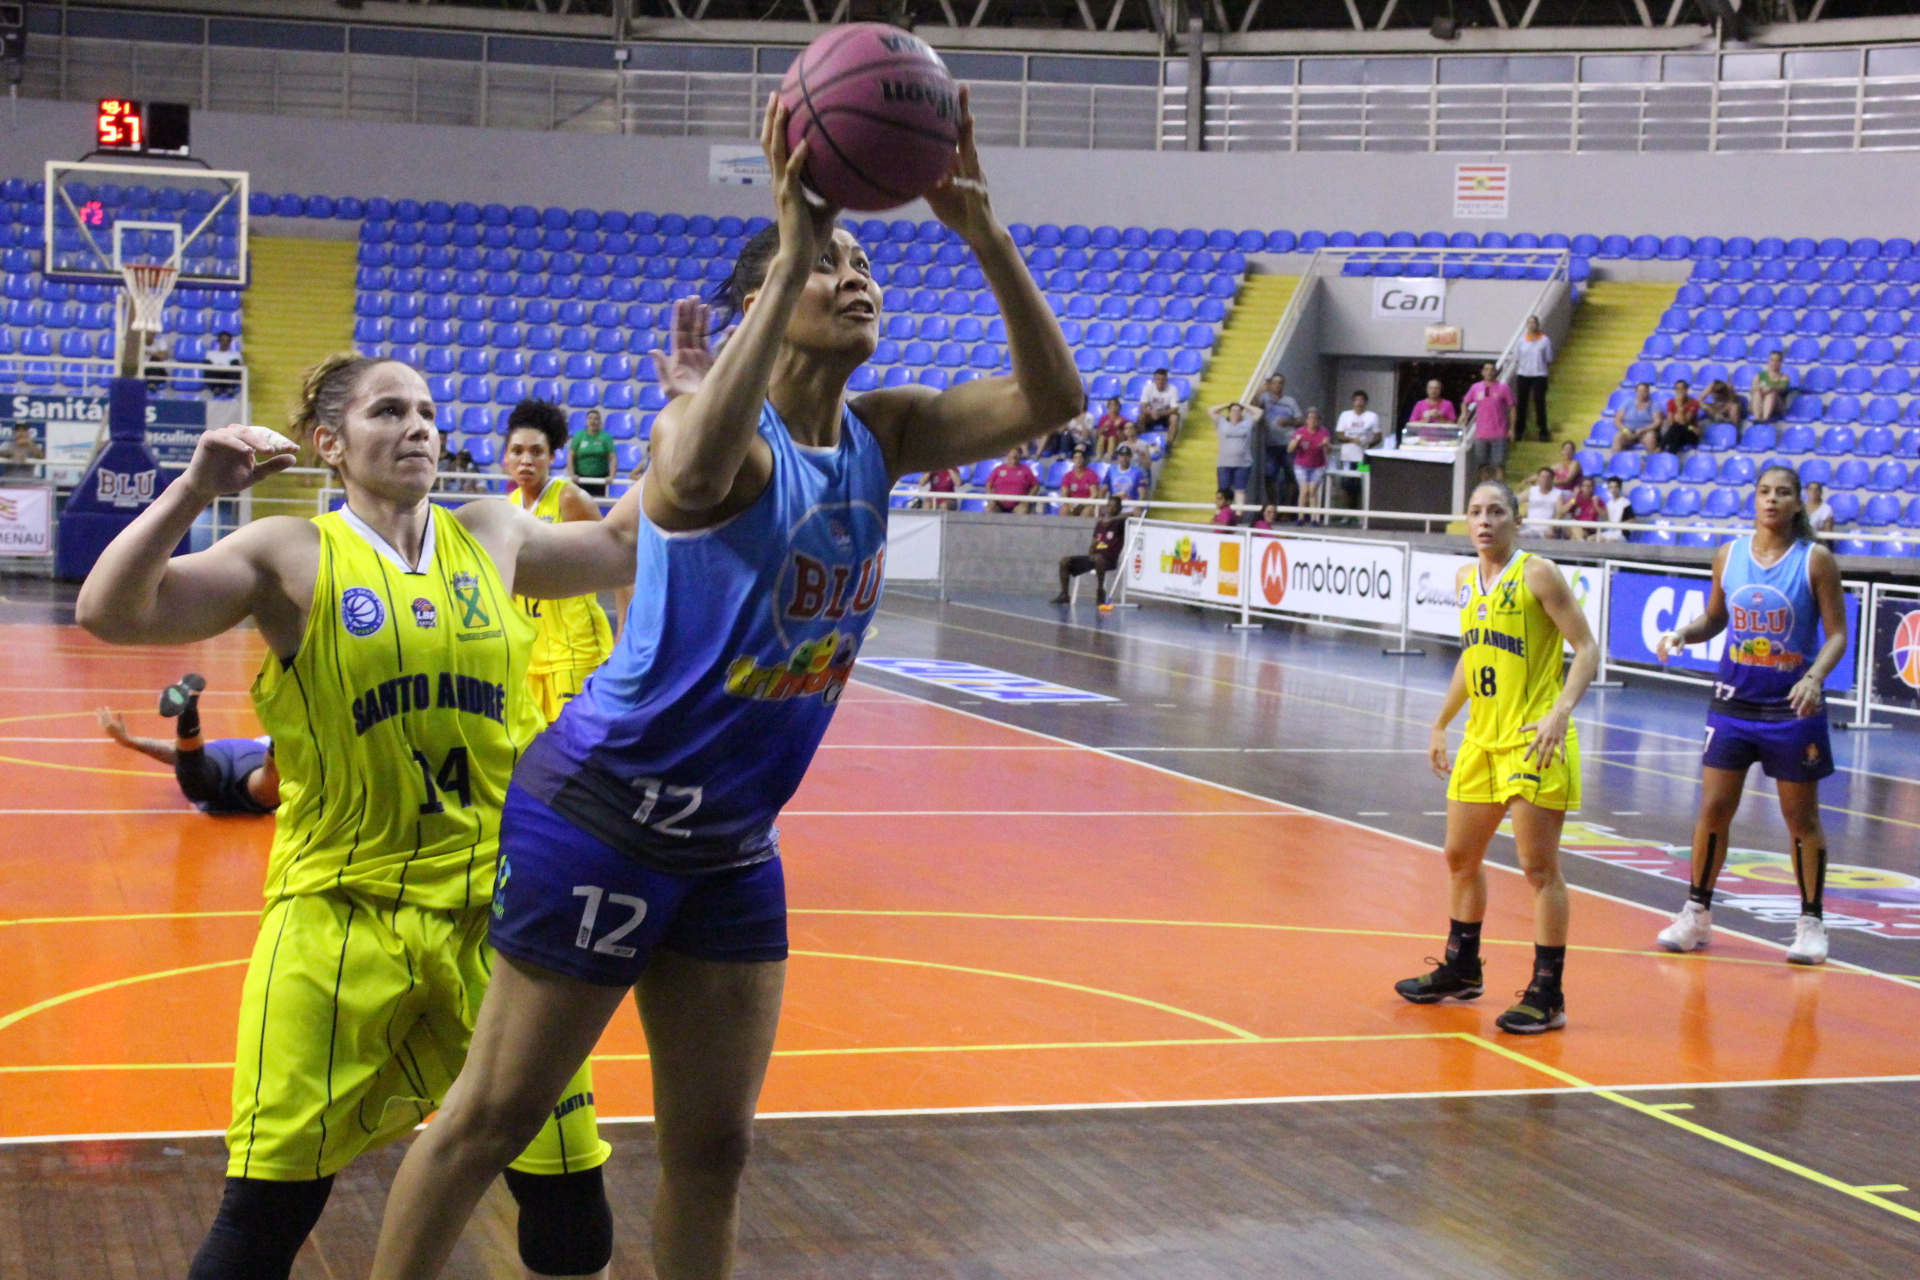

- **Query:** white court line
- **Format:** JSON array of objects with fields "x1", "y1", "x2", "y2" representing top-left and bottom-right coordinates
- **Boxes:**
[
  {"x1": 13, "y1": 1072, "x2": 1919, "y2": 1146},
  {"x1": 784, "y1": 810, "x2": 1304, "y2": 817},
  {"x1": 0, "y1": 688, "x2": 252, "y2": 695},
  {"x1": 857, "y1": 681, "x2": 1920, "y2": 995},
  {"x1": 0, "y1": 809, "x2": 192, "y2": 815}
]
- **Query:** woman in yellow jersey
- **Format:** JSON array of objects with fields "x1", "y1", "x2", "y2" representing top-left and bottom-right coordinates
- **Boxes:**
[
  {"x1": 503, "y1": 398, "x2": 630, "y2": 724},
  {"x1": 1395, "y1": 478, "x2": 1600, "y2": 1034},
  {"x1": 76, "y1": 356, "x2": 644, "y2": 1280}
]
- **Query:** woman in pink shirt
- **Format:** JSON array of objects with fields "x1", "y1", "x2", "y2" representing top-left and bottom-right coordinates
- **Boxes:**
[
  {"x1": 985, "y1": 448, "x2": 1039, "y2": 513},
  {"x1": 1058, "y1": 446, "x2": 1104, "y2": 511},
  {"x1": 920, "y1": 466, "x2": 962, "y2": 510},
  {"x1": 1210, "y1": 489, "x2": 1237, "y2": 527},
  {"x1": 1288, "y1": 407, "x2": 1332, "y2": 524},
  {"x1": 1093, "y1": 398, "x2": 1130, "y2": 461},
  {"x1": 1462, "y1": 362, "x2": 1517, "y2": 481},
  {"x1": 1406, "y1": 378, "x2": 1457, "y2": 443}
]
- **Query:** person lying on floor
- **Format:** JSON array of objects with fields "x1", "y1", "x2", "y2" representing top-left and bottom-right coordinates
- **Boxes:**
[{"x1": 97, "y1": 673, "x2": 279, "y2": 815}]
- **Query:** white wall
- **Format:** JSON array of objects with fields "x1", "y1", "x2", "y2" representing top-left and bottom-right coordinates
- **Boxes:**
[{"x1": 8, "y1": 96, "x2": 1920, "y2": 239}]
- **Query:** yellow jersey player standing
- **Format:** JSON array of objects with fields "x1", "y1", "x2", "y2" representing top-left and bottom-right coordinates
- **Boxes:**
[
  {"x1": 75, "y1": 355, "x2": 643, "y2": 1280},
  {"x1": 503, "y1": 399, "x2": 630, "y2": 724},
  {"x1": 1395, "y1": 478, "x2": 1599, "y2": 1034}
]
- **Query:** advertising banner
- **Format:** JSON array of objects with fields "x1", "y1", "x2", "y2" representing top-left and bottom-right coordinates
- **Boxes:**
[
  {"x1": 1371, "y1": 277, "x2": 1446, "y2": 322},
  {"x1": 1408, "y1": 550, "x2": 1604, "y2": 655},
  {"x1": 884, "y1": 512, "x2": 941, "y2": 581},
  {"x1": 1606, "y1": 563, "x2": 1857, "y2": 693},
  {"x1": 0, "y1": 486, "x2": 52, "y2": 556},
  {"x1": 1125, "y1": 520, "x2": 1245, "y2": 605},
  {"x1": 1246, "y1": 532, "x2": 1403, "y2": 627},
  {"x1": 0, "y1": 393, "x2": 206, "y2": 484},
  {"x1": 1868, "y1": 588, "x2": 1920, "y2": 715}
]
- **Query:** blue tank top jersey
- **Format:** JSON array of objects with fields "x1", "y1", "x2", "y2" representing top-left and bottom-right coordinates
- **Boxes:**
[
  {"x1": 516, "y1": 399, "x2": 891, "y2": 872},
  {"x1": 1713, "y1": 534, "x2": 1821, "y2": 721}
]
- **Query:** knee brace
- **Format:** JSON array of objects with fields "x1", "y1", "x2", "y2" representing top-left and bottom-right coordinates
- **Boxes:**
[
  {"x1": 503, "y1": 1166, "x2": 614, "y2": 1278},
  {"x1": 186, "y1": 1175, "x2": 334, "y2": 1280}
]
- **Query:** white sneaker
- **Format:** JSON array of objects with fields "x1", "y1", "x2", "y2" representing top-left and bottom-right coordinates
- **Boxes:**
[
  {"x1": 1787, "y1": 915, "x2": 1829, "y2": 966},
  {"x1": 1657, "y1": 901, "x2": 1713, "y2": 953}
]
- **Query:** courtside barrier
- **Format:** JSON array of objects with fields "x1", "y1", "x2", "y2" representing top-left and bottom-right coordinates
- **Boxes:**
[{"x1": 1858, "y1": 583, "x2": 1920, "y2": 726}]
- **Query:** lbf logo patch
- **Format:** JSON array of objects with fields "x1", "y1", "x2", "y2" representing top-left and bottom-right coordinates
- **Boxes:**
[
  {"x1": 412, "y1": 597, "x2": 438, "y2": 629},
  {"x1": 341, "y1": 586, "x2": 387, "y2": 638}
]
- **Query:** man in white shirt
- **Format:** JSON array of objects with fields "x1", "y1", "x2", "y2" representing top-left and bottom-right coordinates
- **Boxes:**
[
  {"x1": 1137, "y1": 368, "x2": 1183, "y2": 444},
  {"x1": 1333, "y1": 391, "x2": 1382, "y2": 510},
  {"x1": 204, "y1": 330, "x2": 243, "y2": 399}
]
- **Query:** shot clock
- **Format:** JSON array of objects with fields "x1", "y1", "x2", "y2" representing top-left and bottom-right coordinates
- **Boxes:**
[{"x1": 95, "y1": 98, "x2": 190, "y2": 156}]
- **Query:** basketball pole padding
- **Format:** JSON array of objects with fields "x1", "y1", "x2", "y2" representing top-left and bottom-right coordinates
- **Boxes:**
[{"x1": 55, "y1": 376, "x2": 179, "y2": 580}]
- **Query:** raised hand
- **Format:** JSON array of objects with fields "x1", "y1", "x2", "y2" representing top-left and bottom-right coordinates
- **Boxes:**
[
  {"x1": 180, "y1": 425, "x2": 299, "y2": 499},
  {"x1": 761, "y1": 93, "x2": 836, "y2": 277},
  {"x1": 924, "y1": 86, "x2": 994, "y2": 244},
  {"x1": 650, "y1": 298, "x2": 716, "y2": 399}
]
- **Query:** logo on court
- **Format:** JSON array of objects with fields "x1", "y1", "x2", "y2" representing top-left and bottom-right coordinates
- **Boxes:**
[
  {"x1": 1893, "y1": 609, "x2": 1920, "y2": 691},
  {"x1": 412, "y1": 597, "x2": 438, "y2": 629},
  {"x1": 341, "y1": 586, "x2": 386, "y2": 637}
]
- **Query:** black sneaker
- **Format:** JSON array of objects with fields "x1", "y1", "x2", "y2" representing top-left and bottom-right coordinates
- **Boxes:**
[
  {"x1": 1394, "y1": 958, "x2": 1484, "y2": 1004},
  {"x1": 1049, "y1": 593, "x2": 1070, "y2": 605},
  {"x1": 158, "y1": 672, "x2": 206, "y2": 718},
  {"x1": 1494, "y1": 984, "x2": 1567, "y2": 1034}
]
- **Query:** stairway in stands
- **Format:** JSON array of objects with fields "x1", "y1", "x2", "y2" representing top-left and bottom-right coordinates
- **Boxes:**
[
  {"x1": 242, "y1": 237, "x2": 358, "y2": 518},
  {"x1": 1508, "y1": 279, "x2": 1679, "y2": 481},
  {"x1": 1156, "y1": 274, "x2": 1300, "y2": 521}
]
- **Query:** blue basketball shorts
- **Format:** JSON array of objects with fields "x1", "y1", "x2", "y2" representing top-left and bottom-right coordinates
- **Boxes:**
[
  {"x1": 1702, "y1": 710, "x2": 1835, "y2": 783},
  {"x1": 489, "y1": 782, "x2": 789, "y2": 988}
]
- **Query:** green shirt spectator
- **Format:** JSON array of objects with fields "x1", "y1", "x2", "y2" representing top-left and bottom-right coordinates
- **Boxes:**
[{"x1": 567, "y1": 410, "x2": 615, "y2": 497}]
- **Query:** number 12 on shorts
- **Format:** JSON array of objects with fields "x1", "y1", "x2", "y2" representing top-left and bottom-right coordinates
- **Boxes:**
[{"x1": 573, "y1": 884, "x2": 648, "y2": 958}]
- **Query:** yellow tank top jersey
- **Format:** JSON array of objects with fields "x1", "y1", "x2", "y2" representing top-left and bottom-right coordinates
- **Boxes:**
[
  {"x1": 252, "y1": 505, "x2": 541, "y2": 911},
  {"x1": 512, "y1": 478, "x2": 614, "y2": 676},
  {"x1": 1457, "y1": 550, "x2": 1575, "y2": 754}
]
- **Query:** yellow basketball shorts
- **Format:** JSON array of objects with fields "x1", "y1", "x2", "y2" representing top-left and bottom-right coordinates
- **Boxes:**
[
  {"x1": 1447, "y1": 735, "x2": 1581, "y2": 811},
  {"x1": 527, "y1": 664, "x2": 594, "y2": 726},
  {"x1": 226, "y1": 890, "x2": 611, "y2": 1181}
]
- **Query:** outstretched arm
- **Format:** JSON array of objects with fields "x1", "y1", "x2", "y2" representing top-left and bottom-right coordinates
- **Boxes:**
[
  {"x1": 1656, "y1": 542, "x2": 1731, "y2": 661},
  {"x1": 74, "y1": 425, "x2": 306, "y2": 649},
  {"x1": 859, "y1": 87, "x2": 1083, "y2": 477},
  {"x1": 459, "y1": 484, "x2": 641, "y2": 602}
]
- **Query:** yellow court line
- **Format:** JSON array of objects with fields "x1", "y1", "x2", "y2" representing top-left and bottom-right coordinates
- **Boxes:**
[
  {"x1": 1460, "y1": 1033, "x2": 1920, "y2": 1225},
  {"x1": 0, "y1": 752, "x2": 170, "y2": 778},
  {"x1": 0, "y1": 1061, "x2": 235, "y2": 1074},
  {"x1": 0, "y1": 959, "x2": 250, "y2": 1034},
  {"x1": 0, "y1": 909, "x2": 260, "y2": 928},
  {"x1": 792, "y1": 949, "x2": 1262, "y2": 1040}
]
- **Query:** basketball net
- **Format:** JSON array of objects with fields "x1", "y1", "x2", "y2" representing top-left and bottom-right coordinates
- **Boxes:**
[{"x1": 119, "y1": 263, "x2": 179, "y2": 334}]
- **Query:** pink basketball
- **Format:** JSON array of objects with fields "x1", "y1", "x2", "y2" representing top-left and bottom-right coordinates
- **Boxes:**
[{"x1": 780, "y1": 24, "x2": 959, "y2": 213}]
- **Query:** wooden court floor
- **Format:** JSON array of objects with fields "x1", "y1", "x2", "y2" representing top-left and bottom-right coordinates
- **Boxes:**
[{"x1": 3, "y1": 620, "x2": 1919, "y2": 1277}]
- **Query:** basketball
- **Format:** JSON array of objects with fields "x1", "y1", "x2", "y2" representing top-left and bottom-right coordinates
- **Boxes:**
[{"x1": 779, "y1": 23, "x2": 959, "y2": 213}]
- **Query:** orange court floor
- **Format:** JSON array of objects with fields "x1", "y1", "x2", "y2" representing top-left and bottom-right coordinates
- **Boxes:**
[{"x1": 3, "y1": 622, "x2": 1920, "y2": 1227}]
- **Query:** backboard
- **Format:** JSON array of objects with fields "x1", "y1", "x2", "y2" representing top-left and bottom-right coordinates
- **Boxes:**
[{"x1": 45, "y1": 159, "x2": 248, "y2": 289}]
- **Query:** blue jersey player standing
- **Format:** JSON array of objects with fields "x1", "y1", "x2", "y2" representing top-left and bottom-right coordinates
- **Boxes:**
[
  {"x1": 372, "y1": 85, "x2": 1084, "y2": 1280},
  {"x1": 1655, "y1": 465, "x2": 1850, "y2": 965}
]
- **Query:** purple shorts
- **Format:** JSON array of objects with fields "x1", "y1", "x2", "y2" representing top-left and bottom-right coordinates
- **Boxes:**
[{"x1": 1702, "y1": 710, "x2": 1835, "y2": 783}]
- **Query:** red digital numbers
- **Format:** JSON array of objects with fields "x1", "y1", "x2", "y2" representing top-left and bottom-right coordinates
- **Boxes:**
[
  {"x1": 79, "y1": 200, "x2": 105, "y2": 227},
  {"x1": 97, "y1": 99, "x2": 143, "y2": 151}
]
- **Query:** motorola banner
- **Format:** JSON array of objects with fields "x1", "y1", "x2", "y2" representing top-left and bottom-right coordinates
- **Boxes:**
[{"x1": 1247, "y1": 532, "x2": 1403, "y2": 627}]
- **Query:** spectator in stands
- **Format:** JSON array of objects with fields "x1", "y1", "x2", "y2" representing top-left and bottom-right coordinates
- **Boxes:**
[
  {"x1": 1612, "y1": 382, "x2": 1662, "y2": 453},
  {"x1": 1599, "y1": 476, "x2": 1635, "y2": 541},
  {"x1": 1335, "y1": 390, "x2": 1382, "y2": 509},
  {"x1": 435, "y1": 429, "x2": 458, "y2": 492},
  {"x1": 1463, "y1": 362, "x2": 1516, "y2": 481},
  {"x1": 141, "y1": 330, "x2": 172, "y2": 393},
  {"x1": 1560, "y1": 476, "x2": 1604, "y2": 540},
  {"x1": 1405, "y1": 379, "x2": 1457, "y2": 443},
  {"x1": 1, "y1": 423, "x2": 43, "y2": 478},
  {"x1": 1289, "y1": 407, "x2": 1332, "y2": 523},
  {"x1": 566, "y1": 408, "x2": 614, "y2": 497},
  {"x1": 1106, "y1": 446, "x2": 1148, "y2": 503},
  {"x1": 1094, "y1": 397, "x2": 1130, "y2": 461},
  {"x1": 1211, "y1": 401, "x2": 1254, "y2": 506},
  {"x1": 1052, "y1": 494, "x2": 1128, "y2": 606},
  {"x1": 1751, "y1": 350, "x2": 1792, "y2": 424},
  {"x1": 1122, "y1": 422, "x2": 1163, "y2": 474},
  {"x1": 1251, "y1": 504, "x2": 1281, "y2": 530},
  {"x1": 1138, "y1": 368, "x2": 1183, "y2": 443},
  {"x1": 1703, "y1": 379, "x2": 1745, "y2": 427},
  {"x1": 1059, "y1": 446, "x2": 1104, "y2": 511},
  {"x1": 1551, "y1": 440, "x2": 1582, "y2": 492},
  {"x1": 204, "y1": 331, "x2": 243, "y2": 400},
  {"x1": 1662, "y1": 379, "x2": 1702, "y2": 453},
  {"x1": 454, "y1": 449, "x2": 483, "y2": 494},
  {"x1": 985, "y1": 447, "x2": 1039, "y2": 513},
  {"x1": 918, "y1": 465, "x2": 962, "y2": 510},
  {"x1": 1806, "y1": 481, "x2": 1834, "y2": 534},
  {"x1": 1522, "y1": 467, "x2": 1561, "y2": 537},
  {"x1": 1251, "y1": 374, "x2": 1301, "y2": 508},
  {"x1": 1514, "y1": 314, "x2": 1554, "y2": 442},
  {"x1": 625, "y1": 437, "x2": 651, "y2": 483},
  {"x1": 1210, "y1": 489, "x2": 1237, "y2": 527}
]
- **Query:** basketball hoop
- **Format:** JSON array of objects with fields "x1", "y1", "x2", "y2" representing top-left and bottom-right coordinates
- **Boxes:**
[{"x1": 119, "y1": 262, "x2": 179, "y2": 333}]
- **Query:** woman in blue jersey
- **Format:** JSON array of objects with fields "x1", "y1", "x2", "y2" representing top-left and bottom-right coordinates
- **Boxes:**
[
  {"x1": 1654, "y1": 465, "x2": 1849, "y2": 965},
  {"x1": 372, "y1": 88, "x2": 1083, "y2": 1279}
]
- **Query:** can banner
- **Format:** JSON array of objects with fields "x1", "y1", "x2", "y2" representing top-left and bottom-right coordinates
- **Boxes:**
[
  {"x1": 1126, "y1": 521, "x2": 1246, "y2": 605},
  {"x1": 0, "y1": 486, "x2": 51, "y2": 556},
  {"x1": 1606, "y1": 564, "x2": 1857, "y2": 693},
  {"x1": 1247, "y1": 532, "x2": 1403, "y2": 626},
  {"x1": 1407, "y1": 550, "x2": 1603, "y2": 655},
  {"x1": 1869, "y1": 591, "x2": 1920, "y2": 713}
]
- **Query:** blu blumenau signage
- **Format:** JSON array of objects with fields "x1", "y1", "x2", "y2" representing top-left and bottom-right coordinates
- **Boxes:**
[{"x1": 0, "y1": 393, "x2": 207, "y2": 485}]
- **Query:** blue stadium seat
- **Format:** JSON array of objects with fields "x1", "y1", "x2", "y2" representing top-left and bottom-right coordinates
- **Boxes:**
[
  {"x1": 1899, "y1": 428, "x2": 1920, "y2": 457},
  {"x1": 1871, "y1": 461, "x2": 1909, "y2": 492},
  {"x1": 1699, "y1": 422, "x2": 1737, "y2": 453},
  {"x1": 1834, "y1": 458, "x2": 1872, "y2": 489},
  {"x1": 1680, "y1": 452, "x2": 1716, "y2": 484},
  {"x1": 1703, "y1": 488, "x2": 1741, "y2": 519},
  {"x1": 1819, "y1": 424, "x2": 1858, "y2": 453},
  {"x1": 1606, "y1": 452, "x2": 1643, "y2": 481},
  {"x1": 423, "y1": 348, "x2": 455, "y2": 375},
  {"x1": 1662, "y1": 486, "x2": 1702, "y2": 517},
  {"x1": 1864, "y1": 493, "x2": 1903, "y2": 526},
  {"x1": 1643, "y1": 453, "x2": 1679, "y2": 483},
  {"x1": 1838, "y1": 366, "x2": 1874, "y2": 395},
  {"x1": 1717, "y1": 455, "x2": 1756, "y2": 485},
  {"x1": 1777, "y1": 424, "x2": 1816, "y2": 453},
  {"x1": 1905, "y1": 498, "x2": 1920, "y2": 528},
  {"x1": 491, "y1": 377, "x2": 526, "y2": 405},
  {"x1": 1641, "y1": 334, "x2": 1675, "y2": 360}
]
